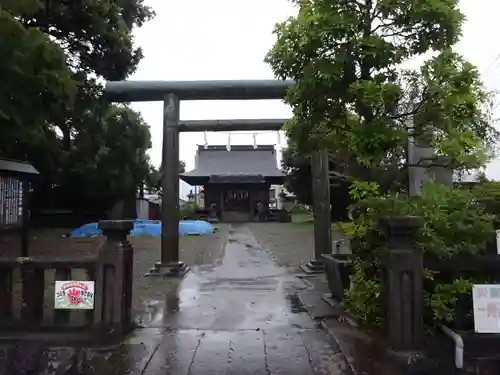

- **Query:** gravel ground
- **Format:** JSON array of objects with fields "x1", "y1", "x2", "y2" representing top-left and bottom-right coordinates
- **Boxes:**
[{"x1": 248, "y1": 222, "x2": 348, "y2": 268}]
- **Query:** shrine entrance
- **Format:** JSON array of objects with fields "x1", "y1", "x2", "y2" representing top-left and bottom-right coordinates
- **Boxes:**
[
  {"x1": 104, "y1": 80, "x2": 332, "y2": 276},
  {"x1": 180, "y1": 144, "x2": 284, "y2": 222},
  {"x1": 224, "y1": 188, "x2": 250, "y2": 212}
]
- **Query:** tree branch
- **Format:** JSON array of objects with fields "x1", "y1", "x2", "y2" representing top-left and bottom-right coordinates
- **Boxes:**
[{"x1": 371, "y1": 20, "x2": 396, "y2": 33}]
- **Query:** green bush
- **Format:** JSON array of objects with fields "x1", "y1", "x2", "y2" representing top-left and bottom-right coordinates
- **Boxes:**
[
  {"x1": 179, "y1": 201, "x2": 198, "y2": 219},
  {"x1": 287, "y1": 203, "x2": 310, "y2": 214},
  {"x1": 343, "y1": 182, "x2": 495, "y2": 328},
  {"x1": 471, "y1": 181, "x2": 500, "y2": 228}
]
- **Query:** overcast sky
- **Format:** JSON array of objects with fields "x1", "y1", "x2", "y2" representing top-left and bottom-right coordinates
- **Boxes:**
[{"x1": 130, "y1": 0, "x2": 500, "y2": 196}]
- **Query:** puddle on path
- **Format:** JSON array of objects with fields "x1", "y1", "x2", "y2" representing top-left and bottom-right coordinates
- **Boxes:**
[{"x1": 286, "y1": 294, "x2": 309, "y2": 314}]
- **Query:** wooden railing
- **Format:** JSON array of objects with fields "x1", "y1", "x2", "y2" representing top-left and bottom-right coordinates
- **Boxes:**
[{"x1": 0, "y1": 220, "x2": 134, "y2": 345}]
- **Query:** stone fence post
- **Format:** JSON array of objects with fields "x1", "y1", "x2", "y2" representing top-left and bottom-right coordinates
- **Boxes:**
[
  {"x1": 97, "y1": 220, "x2": 134, "y2": 330},
  {"x1": 379, "y1": 216, "x2": 423, "y2": 350}
]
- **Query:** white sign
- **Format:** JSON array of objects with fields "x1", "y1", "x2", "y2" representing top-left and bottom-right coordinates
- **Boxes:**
[
  {"x1": 496, "y1": 230, "x2": 500, "y2": 255},
  {"x1": 472, "y1": 284, "x2": 500, "y2": 333},
  {"x1": 54, "y1": 281, "x2": 95, "y2": 310}
]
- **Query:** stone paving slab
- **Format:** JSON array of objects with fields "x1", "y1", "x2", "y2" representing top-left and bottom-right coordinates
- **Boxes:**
[
  {"x1": 321, "y1": 319, "x2": 403, "y2": 375},
  {"x1": 77, "y1": 327, "x2": 351, "y2": 375},
  {"x1": 299, "y1": 291, "x2": 339, "y2": 320},
  {"x1": 227, "y1": 330, "x2": 266, "y2": 375},
  {"x1": 0, "y1": 327, "x2": 351, "y2": 375}
]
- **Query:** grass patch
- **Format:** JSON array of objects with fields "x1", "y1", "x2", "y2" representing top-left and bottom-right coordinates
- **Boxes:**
[
  {"x1": 290, "y1": 213, "x2": 350, "y2": 235},
  {"x1": 332, "y1": 221, "x2": 347, "y2": 233},
  {"x1": 291, "y1": 212, "x2": 313, "y2": 224}
]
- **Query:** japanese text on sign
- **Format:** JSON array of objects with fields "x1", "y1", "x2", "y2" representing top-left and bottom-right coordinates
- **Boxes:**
[
  {"x1": 473, "y1": 284, "x2": 500, "y2": 333},
  {"x1": 54, "y1": 281, "x2": 95, "y2": 310}
]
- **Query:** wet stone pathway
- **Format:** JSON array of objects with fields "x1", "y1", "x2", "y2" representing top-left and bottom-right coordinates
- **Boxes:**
[{"x1": 2, "y1": 225, "x2": 351, "y2": 375}]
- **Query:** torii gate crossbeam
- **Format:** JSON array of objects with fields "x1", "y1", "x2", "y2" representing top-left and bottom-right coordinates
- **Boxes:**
[{"x1": 104, "y1": 80, "x2": 331, "y2": 277}]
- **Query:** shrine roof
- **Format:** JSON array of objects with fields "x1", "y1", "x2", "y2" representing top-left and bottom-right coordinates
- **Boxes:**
[
  {"x1": 0, "y1": 158, "x2": 39, "y2": 179},
  {"x1": 180, "y1": 145, "x2": 285, "y2": 185}
]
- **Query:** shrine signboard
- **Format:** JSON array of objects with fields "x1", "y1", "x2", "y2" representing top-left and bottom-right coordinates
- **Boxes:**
[
  {"x1": 0, "y1": 176, "x2": 23, "y2": 228},
  {"x1": 496, "y1": 230, "x2": 500, "y2": 255},
  {"x1": 472, "y1": 284, "x2": 500, "y2": 333},
  {"x1": 0, "y1": 157, "x2": 39, "y2": 257}
]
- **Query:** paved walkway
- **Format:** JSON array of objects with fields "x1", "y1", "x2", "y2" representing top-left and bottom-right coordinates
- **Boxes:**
[
  {"x1": 84, "y1": 224, "x2": 351, "y2": 375},
  {"x1": 2, "y1": 225, "x2": 350, "y2": 374}
]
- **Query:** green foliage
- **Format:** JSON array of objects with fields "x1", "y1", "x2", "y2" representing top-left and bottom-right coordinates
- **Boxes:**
[
  {"x1": 427, "y1": 278, "x2": 473, "y2": 324},
  {"x1": 287, "y1": 203, "x2": 310, "y2": 214},
  {"x1": 0, "y1": 0, "x2": 157, "y2": 214},
  {"x1": 471, "y1": 180, "x2": 500, "y2": 228},
  {"x1": 343, "y1": 183, "x2": 494, "y2": 327},
  {"x1": 343, "y1": 180, "x2": 382, "y2": 236},
  {"x1": 58, "y1": 105, "x2": 152, "y2": 210},
  {"x1": 350, "y1": 184, "x2": 494, "y2": 258},
  {"x1": 281, "y1": 143, "x2": 407, "y2": 214},
  {"x1": 179, "y1": 201, "x2": 198, "y2": 219},
  {"x1": 268, "y1": 0, "x2": 500, "y2": 331},
  {"x1": 146, "y1": 161, "x2": 186, "y2": 195},
  {"x1": 412, "y1": 51, "x2": 497, "y2": 168},
  {"x1": 281, "y1": 146, "x2": 314, "y2": 205},
  {"x1": 281, "y1": 145, "x2": 353, "y2": 221},
  {"x1": 348, "y1": 181, "x2": 380, "y2": 201},
  {"x1": 0, "y1": 1, "x2": 76, "y2": 158},
  {"x1": 291, "y1": 212, "x2": 313, "y2": 224},
  {"x1": 21, "y1": 0, "x2": 154, "y2": 80},
  {"x1": 266, "y1": 0, "x2": 498, "y2": 177},
  {"x1": 344, "y1": 261, "x2": 382, "y2": 327}
]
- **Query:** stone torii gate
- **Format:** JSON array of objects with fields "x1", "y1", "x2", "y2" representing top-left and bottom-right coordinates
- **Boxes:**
[{"x1": 104, "y1": 80, "x2": 332, "y2": 276}]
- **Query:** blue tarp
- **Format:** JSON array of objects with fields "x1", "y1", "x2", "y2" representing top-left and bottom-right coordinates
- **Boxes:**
[{"x1": 70, "y1": 219, "x2": 214, "y2": 238}]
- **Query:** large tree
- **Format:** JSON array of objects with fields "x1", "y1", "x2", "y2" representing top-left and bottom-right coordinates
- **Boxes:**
[
  {"x1": 267, "y1": 0, "x2": 500, "y2": 329},
  {"x1": 53, "y1": 105, "x2": 153, "y2": 211},
  {"x1": 145, "y1": 161, "x2": 186, "y2": 195},
  {"x1": 20, "y1": 0, "x2": 154, "y2": 149},
  {"x1": 0, "y1": 0, "x2": 157, "y2": 215},
  {"x1": 266, "y1": 0, "x2": 498, "y2": 181},
  {"x1": 21, "y1": 0, "x2": 152, "y2": 79},
  {"x1": 0, "y1": 0, "x2": 75, "y2": 160},
  {"x1": 1, "y1": 0, "x2": 154, "y2": 155}
]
